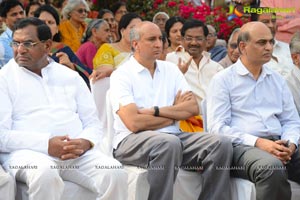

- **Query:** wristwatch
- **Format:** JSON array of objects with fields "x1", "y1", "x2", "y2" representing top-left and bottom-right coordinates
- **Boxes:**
[{"x1": 154, "y1": 106, "x2": 159, "y2": 116}]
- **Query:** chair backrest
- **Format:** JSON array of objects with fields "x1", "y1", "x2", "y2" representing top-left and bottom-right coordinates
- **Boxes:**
[
  {"x1": 201, "y1": 99, "x2": 207, "y2": 132},
  {"x1": 90, "y1": 77, "x2": 110, "y2": 129},
  {"x1": 105, "y1": 89, "x2": 114, "y2": 156},
  {"x1": 90, "y1": 77, "x2": 112, "y2": 156}
]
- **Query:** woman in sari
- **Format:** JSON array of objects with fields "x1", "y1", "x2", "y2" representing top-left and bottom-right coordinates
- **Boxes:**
[
  {"x1": 35, "y1": 5, "x2": 91, "y2": 87},
  {"x1": 91, "y1": 12, "x2": 142, "y2": 82},
  {"x1": 59, "y1": 0, "x2": 89, "y2": 52}
]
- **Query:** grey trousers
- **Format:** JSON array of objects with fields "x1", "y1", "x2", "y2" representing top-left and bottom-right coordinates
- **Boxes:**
[
  {"x1": 231, "y1": 144, "x2": 300, "y2": 200},
  {"x1": 113, "y1": 131, "x2": 233, "y2": 200}
]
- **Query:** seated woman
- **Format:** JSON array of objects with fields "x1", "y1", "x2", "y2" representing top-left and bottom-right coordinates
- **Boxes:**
[
  {"x1": 98, "y1": 9, "x2": 118, "y2": 42},
  {"x1": 59, "y1": 0, "x2": 89, "y2": 52},
  {"x1": 35, "y1": 5, "x2": 91, "y2": 87},
  {"x1": 91, "y1": 12, "x2": 142, "y2": 82},
  {"x1": 76, "y1": 19, "x2": 111, "y2": 70},
  {"x1": 152, "y1": 11, "x2": 169, "y2": 32},
  {"x1": 26, "y1": 1, "x2": 41, "y2": 17},
  {"x1": 165, "y1": 16, "x2": 185, "y2": 53}
]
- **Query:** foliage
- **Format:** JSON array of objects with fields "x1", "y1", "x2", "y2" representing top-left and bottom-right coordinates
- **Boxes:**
[{"x1": 125, "y1": 0, "x2": 250, "y2": 41}]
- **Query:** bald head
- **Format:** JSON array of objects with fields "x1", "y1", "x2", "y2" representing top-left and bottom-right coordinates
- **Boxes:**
[
  {"x1": 238, "y1": 21, "x2": 274, "y2": 67},
  {"x1": 130, "y1": 21, "x2": 159, "y2": 40},
  {"x1": 130, "y1": 21, "x2": 163, "y2": 63},
  {"x1": 238, "y1": 22, "x2": 272, "y2": 45}
]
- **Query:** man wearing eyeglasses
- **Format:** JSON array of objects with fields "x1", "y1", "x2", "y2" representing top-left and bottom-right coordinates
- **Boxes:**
[
  {"x1": 166, "y1": 19, "x2": 223, "y2": 116},
  {"x1": 206, "y1": 25, "x2": 227, "y2": 62},
  {"x1": 252, "y1": 11, "x2": 294, "y2": 76},
  {"x1": 0, "y1": 18, "x2": 127, "y2": 200},
  {"x1": 0, "y1": 0, "x2": 25, "y2": 69},
  {"x1": 207, "y1": 21, "x2": 300, "y2": 200},
  {"x1": 219, "y1": 28, "x2": 240, "y2": 68}
]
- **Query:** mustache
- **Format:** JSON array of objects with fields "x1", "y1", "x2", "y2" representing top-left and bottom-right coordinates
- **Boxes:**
[{"x1": 188, "y1": 45, "x2": 201, "y2": 48}]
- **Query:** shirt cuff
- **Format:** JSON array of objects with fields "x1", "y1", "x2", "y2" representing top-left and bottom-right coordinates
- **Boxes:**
[{"x1": 242, "y1": 134, "x2": 259, "y2": 147}]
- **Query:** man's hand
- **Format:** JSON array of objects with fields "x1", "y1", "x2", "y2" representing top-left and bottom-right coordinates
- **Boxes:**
[
  {"x1": 60, "y1": 138, "x2": 91, "y2": 160},
  {"x1": 48, "y1": 136, "x2": 91, "y2": 160},
  {"x1": 255, "y1": 138, "x2": 292, "y2": 164},
  {"x1": 177, "y1": 56, "x2": 192, "y2": 74},
  {"x1": 173, "y1": 90, "x2": 193, "y2": 105},
  {"x1": 275, "y1": 140, "x2": 296, "y2": 164}
]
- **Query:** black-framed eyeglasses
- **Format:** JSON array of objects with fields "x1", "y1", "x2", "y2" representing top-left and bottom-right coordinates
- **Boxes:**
[
  {"x1": 10, "y1": 41, "x2": 45, "y2": 49},
  {"x1": 76, "y1": 8, "x2": 88, "y2": 14},
  {"x1": 229, "y1": 43, "x2": 238, "y2": 49},
  {"x1": 184, "y1": 36, "x2": 205, "y2": 42}
]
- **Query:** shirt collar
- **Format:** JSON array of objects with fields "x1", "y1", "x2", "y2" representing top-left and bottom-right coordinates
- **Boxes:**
[
  {"x1": 130, "y1": 55, "x2": 161, "y2": 73},
  {"x1": 4, "y1": 27, "x2": 13, "y2": 39},
  {"x1": 236, "y1": 59, "x2": 273, "y2": 77}
]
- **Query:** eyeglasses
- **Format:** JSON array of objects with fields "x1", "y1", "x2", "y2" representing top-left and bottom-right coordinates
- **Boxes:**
[
  {"x1": 10, "y1": 41, "x2": 45, "y2": 49},
  {"x1": 207, "y1": 33, "x2": 217, "y2": 38},
  {"x1": 229, "y1": 43, "x2": 238, "y2": 49},
  {"x1": 76, "y1": 8, "x2": 88, "y2": 14},
  {"x1": 184, "y1": 36, "x2": 205, "y2": 42}
]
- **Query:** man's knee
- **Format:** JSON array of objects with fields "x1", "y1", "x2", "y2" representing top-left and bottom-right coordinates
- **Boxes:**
[
  {"x1": 157, "y1": 134, "x2": 183, "y2": 154},
  {"x1": 207, "y1": 135, "x2": 233, "y2": 155},
  {"x1": 28, "y1": 166, "x2": 64, "y2": 189},
  {"x1": 255, "y1": 158, "x2": 287, "y2": 182}
]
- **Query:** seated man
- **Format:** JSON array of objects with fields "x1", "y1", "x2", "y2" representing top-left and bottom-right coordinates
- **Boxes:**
[
  {"x1": 166, "y1": 19, "x2": 223, "y2": 112},
  {"x1": 207, "y1": 21, "x2": 300, "y2": 200},
  {"x1": 0, "y1": 166, "x2": 14, "y2": 200},
  {"x1": 166, "y1": 19, "x2": 223, "y2": 132},
  {"x1": 0, "y1": 0, "x2": 25, "y2": 69},
  {"x1": 286, "y1": 32, "x2": 300, "y2": 115},
  {"x1": 110, "y1": 21, "x2": 233, "y2": 200},
  {"x1": 218, "y1": 28, "x2": 240, "y2": 68},
  {"x1": 0, "y1": 18, "x2": 127, "y2": 200},
  {"x1": 206, "y1": 25, "x2": 227, "y2": 62}
]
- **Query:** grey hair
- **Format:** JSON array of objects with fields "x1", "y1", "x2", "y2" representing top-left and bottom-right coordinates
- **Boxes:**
[
  {"x1": 82, "y1": 19, "x2": 107, "y2": 43},
  {"x1": 62, "y1": 0, "x2": 90, "y2": 20},
  {"x1": 237, "y1": 30, "x2": 250, "y2": 54},
  {"x1": 207, "y1": 24, "x2": 216, "y2": 34},
  {"x1": 228, "y1": 28, "x2": 240, "y2": 44},
  {"x1": 290, "y1": 32, "x2": 300, "y2": 54},
  {"x1": 152, "y1": 12, "x2": 169, "y2": 22},
  {"x1": 129, "y1": 26, "x2": 141, "y2": 52}
]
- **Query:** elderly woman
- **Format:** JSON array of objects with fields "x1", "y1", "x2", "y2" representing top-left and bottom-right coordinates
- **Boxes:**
[
  {"x1": 152, "y1": 11, "x2": 169, "y2": 32},
  {"x1": 91, "y1": 12, "x2": 142, "y2": 82},
  {"x1": 59, "y1": 0, "x2": 89, "y2": 52},
  {"x1": 76, "y1": 19, "x2": 111, "y2": 70},
  {"x1": 98, "y1": 9, "x2": 118, "y2": 42}
]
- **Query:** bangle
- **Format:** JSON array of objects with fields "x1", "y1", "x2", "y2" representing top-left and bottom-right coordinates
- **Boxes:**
[{"x1": 154, "y1": 106, "x2": 159, "y2": 116}]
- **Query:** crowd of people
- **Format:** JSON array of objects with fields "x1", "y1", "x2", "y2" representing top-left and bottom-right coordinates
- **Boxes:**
[{"x1": 0, "y1": 0, "x2": 300, "y2": 200}]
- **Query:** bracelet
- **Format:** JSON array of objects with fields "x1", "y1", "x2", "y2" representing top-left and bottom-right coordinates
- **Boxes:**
[{"x1": 154, "y1": 106, "x2": 159, "y2": 117}]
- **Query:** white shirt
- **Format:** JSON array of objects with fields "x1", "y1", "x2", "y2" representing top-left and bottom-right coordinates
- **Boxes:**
[
  {"x1": 286, "y1": 65, "x2": 300, "y2": 115},
  {"x1": 110, "y1": 56, "x2": 190, "y2": 148},
  {"x1": 166, "y1": 47, "x2": 223, "y2": 112},
  {"x1": 267, "y1": 40, "x2": 294, "y2": 77},
  {"x1": 0, "y1": 59, "x2": 102, "y2": 159},
  {"x1": 207, "y1": 59, "x2": 300, "y2": 147}
]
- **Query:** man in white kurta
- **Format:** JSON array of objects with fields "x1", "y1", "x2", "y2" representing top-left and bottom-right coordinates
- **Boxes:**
[
  {"x1": 166, "y1": 19, "x2": 223, "y2": 112},
  {"x1": 0, "y1": 17, "x2": 127, "y2": 200}
]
